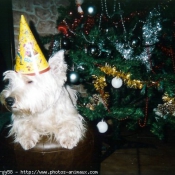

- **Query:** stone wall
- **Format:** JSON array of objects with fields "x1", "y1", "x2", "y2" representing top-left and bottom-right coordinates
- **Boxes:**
[{"x1": 12, "y1": 0, "x2": 69, "y2": 53}]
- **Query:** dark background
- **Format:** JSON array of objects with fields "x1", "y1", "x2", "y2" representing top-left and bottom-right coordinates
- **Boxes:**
[{"x1": 0, "y1": 0, "x2": 15, "y2": 91}]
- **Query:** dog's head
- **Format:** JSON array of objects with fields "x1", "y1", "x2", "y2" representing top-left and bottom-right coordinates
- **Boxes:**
[{"x1": 0, "y1": 50, "x2": 67, "y2": 115}]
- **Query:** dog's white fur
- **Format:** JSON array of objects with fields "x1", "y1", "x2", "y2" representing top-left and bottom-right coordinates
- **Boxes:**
[{"x1": 0, "y1": 50, "x2": 86, "y2": 150}]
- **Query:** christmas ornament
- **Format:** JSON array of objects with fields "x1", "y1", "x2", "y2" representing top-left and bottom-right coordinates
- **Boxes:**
[
  {"x1": 87, "y1": 45, "x2": 99, "y2": 57},
  {"x1": 111, "y1": 77, "x2": 123, "y2": 88},
  {"x1": 58, "y1": 23, "x2": 68, "y2": 35},
  {"x1": 97, "y1": 120, "x2": 108, "y2": 133},
  {"x1": 67, "y1": 71, "x2": 80, "y2": 84},
  {"x1": 86, "y1": 94, "x2": 101, "y2": 110},
  {"x1": 86, "y1": 93, "x2": 109, "y2": 111},
  {"x1": 61, "y1": 38, "x2": 71, "y2": 50},
  {"x1": 86, "y1": 5, "x2": 97, "y2": 16},
  {"x1": 154, "y1": 103, "x2": 175, "y2": 118},
  {"x1": 75, "y1": 0, "x2": 84, "y2": 14},
  {"x1": 154, "y1": 93, "x2": 175, "y2": 118}
]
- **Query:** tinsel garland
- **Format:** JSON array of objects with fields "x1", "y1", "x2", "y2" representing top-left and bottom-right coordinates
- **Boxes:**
[
  {"x1": 92, "y1": 64, "x2": 158, "y2": 116},
  {"x1": 92, "y1": 76, "x2": 110, "y2": 111},
  {"x1": 162, "y1": 93, "x2": 175, "y2": 103},
  {"x1": 99, "y1": 64, "x2": 143, "y2": 89},
  {"x1": 93, "y1": 76, "x2": 107, "y2": 91},
  {"x1": 115, "y1": 8, "x2": 161, "y2": 71},
  {"x1": 93, "y1": 64, "x2": 159, "y2": 90}
]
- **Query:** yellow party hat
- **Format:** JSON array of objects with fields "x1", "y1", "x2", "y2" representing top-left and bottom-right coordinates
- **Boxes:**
[{"x1": 15, "y1": 15, "x2": 50, "y2": 75}]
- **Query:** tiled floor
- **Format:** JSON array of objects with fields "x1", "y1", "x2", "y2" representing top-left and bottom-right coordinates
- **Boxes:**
[{"x1": 100, "y1": 127, "x2": 175, "y2": 175}]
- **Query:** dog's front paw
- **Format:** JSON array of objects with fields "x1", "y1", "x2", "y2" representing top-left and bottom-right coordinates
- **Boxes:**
[
  {"x1": 56, "y1": 128, "x2": 81, "y2": 149},
  {"x1": 19, "y1": 139, "x2": 37, "y2": 150},
  {"x1": 59, "y1": 136, "x2": 79, "y2": 149}
]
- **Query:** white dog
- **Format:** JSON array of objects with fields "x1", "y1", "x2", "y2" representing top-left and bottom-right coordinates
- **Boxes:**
[{"x1": 0, "y1": 50, "x2": 86, "y2": 150}]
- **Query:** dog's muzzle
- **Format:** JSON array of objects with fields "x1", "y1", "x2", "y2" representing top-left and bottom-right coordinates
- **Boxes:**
[{"x1": 5, "y1": 97, "x2": 15, "y2": 107}]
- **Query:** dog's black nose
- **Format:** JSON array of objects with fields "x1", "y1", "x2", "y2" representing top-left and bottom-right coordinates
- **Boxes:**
[{"x1": 5, "y1": 97, "x2": 15, "y2": 107}]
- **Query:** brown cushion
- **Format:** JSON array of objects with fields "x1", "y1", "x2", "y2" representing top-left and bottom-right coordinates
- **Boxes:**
[{"x1": 0, "y1": 123, "x2": 101, "y2": 171}]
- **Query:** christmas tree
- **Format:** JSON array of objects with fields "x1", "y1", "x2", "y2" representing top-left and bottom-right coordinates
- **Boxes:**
[{"x1": 41, "y1": 0, "x2": 175, "y2": 140}]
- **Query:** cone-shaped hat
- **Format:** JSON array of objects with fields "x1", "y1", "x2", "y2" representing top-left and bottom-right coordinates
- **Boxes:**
[{"x1": 15, "y1": 15, "x2": 50, "y2": 75}]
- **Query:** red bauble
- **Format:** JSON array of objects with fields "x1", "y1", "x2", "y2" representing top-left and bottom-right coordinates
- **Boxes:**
[{"x1": 58, "y1": 24, "x2": 68, "y2": 35}]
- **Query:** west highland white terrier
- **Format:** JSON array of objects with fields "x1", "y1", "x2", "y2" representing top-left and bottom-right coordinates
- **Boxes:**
[{"x1": 0, "y1": 50, "x2": 86, "y2": 150}]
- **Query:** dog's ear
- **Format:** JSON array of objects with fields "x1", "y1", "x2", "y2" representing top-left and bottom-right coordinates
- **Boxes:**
[
  {"x1": 48, "y1": 50, "x2": 67, "y2": 84},
  {"x1": 48, "y1": 50, "x2": 67, "y2": 73},
  {"x1": 2, "y1": 70, "x2": 18, "y2": 85}
]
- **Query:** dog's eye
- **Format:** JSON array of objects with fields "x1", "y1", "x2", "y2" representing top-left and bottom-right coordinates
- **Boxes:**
[{"x1": 27, "y1": 81, "x2": 33, "y2": 84}]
